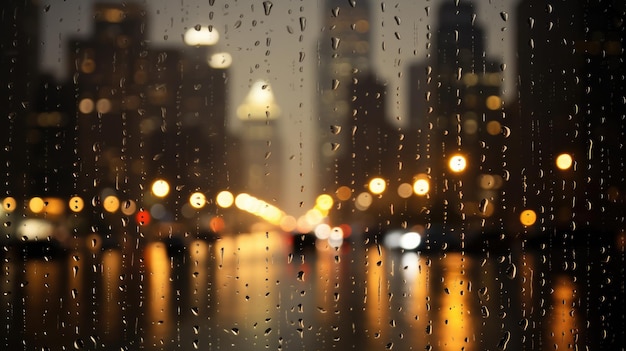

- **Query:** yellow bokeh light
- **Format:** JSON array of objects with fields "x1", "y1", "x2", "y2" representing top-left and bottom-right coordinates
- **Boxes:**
[
  {"x1": 485, "y1": 95, "x2": 502, "y2": 110},
  {"x1": 397, "y1": 183, "x2": 413, "y2": 198},
  {"x1": 103, "y1": 195, "x2": 120, "y2": 213},
  {"x1": 368, "y1": 177, "x2": 386, "y2": 195},
  {"x1": 2, "y1": 197, "x2": 17, "y2": 213},
  {"x1": 486, "y1": 120, "x2": 502, "y2": 135},
  {"x1": 216, "y1": 191, "x2": 234, "y2": 208},
  {"x1": 69, "y1": 196, "x2": 84, "y2": 212},
  {"x1": 448, "y1": 155, "x2": 468, "y2": 173},
  {"x1": 335, "y1": 186, "x2": 352, "y2": 201},
  {"x1": 315, "y1": 194, "x2": 334, "y2": 211},
  {"x1": 189, "y1": 192, "x2": 207, "y2": 209},
  {"x1": 29, "y1": 197, "x2": 45, "y2": 214},
  {"x1": 44, "y1": 198, "x2": 65, "y2": 216},
  {"x1": 78, "y1": 98, "x2": 94, "y2": 114},
  {"x1": 556, "y1": 153, "x2": 573, "y2": 170},
  {"x1": 355, "y1": 192, "x2": 373, "y2": 211},
  {"x1": 520, "y1": 209, "x2": 537, "y2": 226},
  {"x1": 413, "y1": 178, "x2": 430, "y2": 196},
  {"x1": 96, "y1": 98, "x2": 112, "y2": 114},
  {"x1": 151, "y1": 179, "x2": 170, "y2": 198},
  {"x1": 121, "y1": 199, "x2": 137, "y2": 216}
]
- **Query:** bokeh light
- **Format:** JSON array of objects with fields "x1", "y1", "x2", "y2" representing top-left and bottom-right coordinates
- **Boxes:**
[
  {"x1": 216, "y1": 190, "x2": 234, "y2": 208},
  {"x1": 335, "y1": 186, "x2": 352, "y2": 201},
  {"x1": 368, "y1": 177, "x2": 386, "y2": 195},
  {"x1": 184, "y1": 26, "x2": 219, "y2": 46},
  {"x1": 556, "y1": 153, "x2": 573, "y2": 170},
  {"x1": 413, "y1": 178, "x2": 430, "y2": 196},
  {"x1": 3, "y1": 197, "x2": 17, "y2": 213},
  {"x1": 103, "y1": 195, "x2": 120, "y2": 213},
  {"x1": 397, "y1": 183, "x2": 413, "y2": 198},
  {"x1": 28, "y1": 197, "x2": 45, "y2": 214},
  {"x1": 315, "y1": 194, "x2": 334, "y2": 211},
  {"x1": 151, "y1": 179, "x2": 170, "y2": 198},
  {"x1": 448, "y1": 154, "x2": 467, "y2": 173},
  {"x1": 189, "y1": 192, "x2": 207, "y2": 209},
  {"x1": 520, "y1": 209, "x2": 537, "y2": 226},
  {"x1": 69, "y1": 196, "x2": 84, "y2": 212}
]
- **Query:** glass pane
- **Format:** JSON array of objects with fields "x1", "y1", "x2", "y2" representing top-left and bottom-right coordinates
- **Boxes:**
[{"x1": 1, "y1": 0, "x2": 624, "y2": 350}]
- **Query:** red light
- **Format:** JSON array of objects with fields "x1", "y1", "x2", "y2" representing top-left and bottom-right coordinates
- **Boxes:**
[
  {"x1": 339, "y1": 224, "x2": 352, "y2": 237},
  {"x1": 209, "y1": 216, "x2": 225, "y2": 232},
  {"x1": 135, "y1": 210, "x2": 151, "y2": 226}
]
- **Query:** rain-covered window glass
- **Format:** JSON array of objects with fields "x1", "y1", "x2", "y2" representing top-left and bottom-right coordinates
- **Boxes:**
[{"x1": 1, "y1": 0, "x2": 624, "y2": 350}]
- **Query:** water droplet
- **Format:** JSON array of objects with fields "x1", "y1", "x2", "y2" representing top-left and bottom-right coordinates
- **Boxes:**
[
  {"x1": 299, "y1": 17, "x2": 306, "y2": 31},
  {"x1": 330, "y1": 143, "x2": 340, "y2": 151},
  {"x1": 264, "y1": 327, "x2": 272, "y2": 336},
  {"x1": 481, "y1": 305, "x2": 490, "y2": 317},
  {"x1": 230, "y1": 328, "x2": 239, "y2": 335},
  {"x1": 194, "y1": 24, "x2": 202, "y2": 31},
  {"x1": 297, "y1": 270, "x2": 305, "y2": 281},
  {"x1": 505, "y1": 263, "x2": 517, "y2": 279},
  {"x1": 263, "y1": 1, "x2": 273, "y2": 15},
  {"x1": 500, "y1": 12, "x2": 508, "y2": 21},
  {"x1": 527, "y1": 17, "x2": 535, "y2": 29},
  {"x1": 331, "y1": 37, "x2": 341, "y2": 50},
  {"x1": 479, "y1": 199, "x2": 489, "y2": 213},
  {"x1": 497, "y1": 331, "x2": 511, "y2": 350}
]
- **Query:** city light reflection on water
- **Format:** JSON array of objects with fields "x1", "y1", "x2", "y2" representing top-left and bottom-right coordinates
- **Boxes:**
[{"x1": 1, "y1": 231, "x2": 615, "y2": 350}]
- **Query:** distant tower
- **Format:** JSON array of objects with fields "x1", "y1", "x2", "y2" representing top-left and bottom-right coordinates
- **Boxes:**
[
  {"x1": 236, "y1": 80, "x2": 283, "y2": 206},
  {"x1": 70, "y1": 3, "x2": 149, "y2": 205},
  {"x1": 408, "y1": 1, "x2": 504, "y2": 227},
  {"x1": 1, "y1": 0, "x2": 40, "y2": 197},
  {"x1": 317, "y1": 0, "x2": 372, "y2": 192}
]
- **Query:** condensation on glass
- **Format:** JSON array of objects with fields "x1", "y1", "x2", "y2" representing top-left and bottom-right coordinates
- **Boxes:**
[{"x1": 1, "y1": 1, "x2": 624, "y2": 350}]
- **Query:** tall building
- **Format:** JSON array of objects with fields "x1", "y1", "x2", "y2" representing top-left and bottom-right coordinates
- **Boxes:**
[
  {"x1": 408, "y1": 1, "x2": 505, "y2": 230},
  {"x1": 317, "y1": 0, "x2": 373, "y2": 193},
  {"x1": 69, "y1": 3, "x2": 229, "y2": 231},
  {"x1": 516, "y1": 0, "x2": 625, "y2": 234},
  {"x1": 0, "y1": 0, "x2": 40, "y2": 198},
  {"x1": 236, "y1": 80, "x2": 283, "y2": 206}
]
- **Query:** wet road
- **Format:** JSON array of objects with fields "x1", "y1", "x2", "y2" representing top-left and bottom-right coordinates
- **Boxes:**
[{"x1": 1, "y1": 231, "x2": 623, "y2": 350}]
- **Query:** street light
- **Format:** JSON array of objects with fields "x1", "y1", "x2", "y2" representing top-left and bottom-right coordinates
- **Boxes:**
[
  {"x1": 555, "y1": 153, "x2": 573, "y2": 170},
  {"x1": 151, "y1": 179, "x2": 170, "y2": 198},
  {"x1": 368, "y1": 177, "x2": 386, "y2": 195},
  {"x1": 448, "y1": 154, "x2": 467, "y2": 173}
]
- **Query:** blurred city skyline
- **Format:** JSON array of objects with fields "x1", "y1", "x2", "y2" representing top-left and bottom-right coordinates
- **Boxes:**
[{"x1": 36, "y1": 0, "x2": 518, "y2": 216}]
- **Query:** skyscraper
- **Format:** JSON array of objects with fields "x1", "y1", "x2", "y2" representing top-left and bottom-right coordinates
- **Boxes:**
[
  {"x1": 1, "y1": 0, "x2": 40, "y2": 198},
  {"x1": 408, "y1": 1, "x2": 505, "y2": 230},
  {"x1": 317, "y1": 0, "x2": 373, "y2": 192}
]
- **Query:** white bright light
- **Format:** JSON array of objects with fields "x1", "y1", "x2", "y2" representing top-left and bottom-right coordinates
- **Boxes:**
[
  {"x1": 216, "y1": 191, "x2": 234, "y2": 208},
  {"x1": 151, "y1": 179, "x2": 170, "y2": 198},
  {"x1": 314, "y1": 223, "x2": 331, "y2": 240},
  {"x1": 208, "y1": 52, "x2": 232, "y2": 69},
  {"x1": 400, "y1": 231, "x2": 422, "y2": 250},
  {"x1": 189, "y1": 192, "x2": 207, "y2": 209},
  {"x1": 448, "y1": 155, "x2": 467, "y2": 173},
  {"x1": 368, "y1": 177, "x2": 386, "y2": 195},
  {"x1": 184, "y1": 26, "x2": 219, "y2": 46}
]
